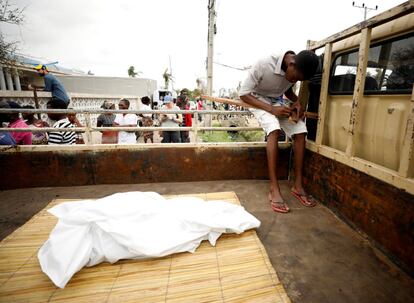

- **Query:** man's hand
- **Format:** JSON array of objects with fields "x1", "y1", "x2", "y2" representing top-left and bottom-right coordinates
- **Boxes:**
[
  {"x1": 292, "y1": 101, "x2": 305, "y2": 120},
  {"x1": 270, "y1": 106, "x2": 292, "y2": 118}
]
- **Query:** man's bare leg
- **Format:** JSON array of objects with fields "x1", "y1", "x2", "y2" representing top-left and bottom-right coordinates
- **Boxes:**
[
  {"x1": 292, "y1": 132, "x2": 306, "y2": 191},
  {"x1": 267, "y1": 130, "x2": 289, "y2": 212},
  {"x1": 292, "y1": 132, "x2": 316, "y2": 206}
]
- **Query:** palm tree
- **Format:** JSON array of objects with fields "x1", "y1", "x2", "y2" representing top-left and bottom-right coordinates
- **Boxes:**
[
  {"x1": 128, "y1": 66, "x2": 142, "y2": 77},
  {"x1": 163, "y1": 68, "x2": 173, "y2": 89}
]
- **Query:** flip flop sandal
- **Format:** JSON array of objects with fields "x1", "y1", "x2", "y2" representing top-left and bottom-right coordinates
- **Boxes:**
[
  {"x1": 270, "y1": 200, "x2": 290, "y2": 213},
  {"x1": 291, "y1": 190, "x2": 317, "y2": 207}
]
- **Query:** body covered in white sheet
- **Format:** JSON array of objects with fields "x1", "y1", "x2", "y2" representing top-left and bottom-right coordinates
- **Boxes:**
[{"x1": 38, "y1": 191, "x2": 260, "y2": 288}]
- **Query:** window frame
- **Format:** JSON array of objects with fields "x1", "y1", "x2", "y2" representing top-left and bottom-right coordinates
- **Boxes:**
[{"x1": 329, "y1": 31, "x2": 414, "y2": 95}]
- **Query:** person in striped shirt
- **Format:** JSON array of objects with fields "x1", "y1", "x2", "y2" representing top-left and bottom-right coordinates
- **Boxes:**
[{"x1": 46, "y1": 99, "x2": 76, "y2": 145}]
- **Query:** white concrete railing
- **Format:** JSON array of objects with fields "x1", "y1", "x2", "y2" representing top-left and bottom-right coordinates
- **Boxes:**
[{"x1": 0, "y1": 107, "x2": 273, "y2": 146}]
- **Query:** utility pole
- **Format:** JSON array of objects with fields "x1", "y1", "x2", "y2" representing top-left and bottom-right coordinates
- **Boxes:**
[
  {"x1": 352, "y1": 2, "x2": 378, "y2": 20},
  {"x1": 206, "y1": 0, "x2": 216, "y2": 127},
  {"x1": 207, "y1": 0, "x2": 215, "y2": 96}
]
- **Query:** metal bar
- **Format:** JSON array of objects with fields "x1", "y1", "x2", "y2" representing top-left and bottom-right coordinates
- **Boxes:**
[
  {"x1": 3, "y1": 127, "x2": 86, "y2": 132},
  {"x1": 202, "y1": 95, "x2": 318, "y2": 119},
  {"x1": 198, "y1": 127, "x2": 263, "y2": 131},
  {"x1": 2, "y1": 126, "x2": 264, "y2": 132},
  {"x1": 315, "y1": 42, "x2": 333, "y2": 146},
  {"x1": 306, "y1": 141, "x2": 414, "y2": 195},
  {"x1": 345, "y1": 27, "x2": 372, "y2": 157},
  {"x1": 0, "y1": 108, "x2": 249, "y2": 115}
]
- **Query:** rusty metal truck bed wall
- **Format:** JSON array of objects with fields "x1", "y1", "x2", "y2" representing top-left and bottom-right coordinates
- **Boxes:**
[
  {"x1": 0, "y1": 146, "x2": 290, "y2": 190},
  {"x1": 303, "y1": 150, "x2": 414, "y2": 275}
]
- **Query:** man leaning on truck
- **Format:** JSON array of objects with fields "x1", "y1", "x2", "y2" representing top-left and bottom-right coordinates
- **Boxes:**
[{"x1": 239, "y1": 50, "x2": 319, "y2": 213}]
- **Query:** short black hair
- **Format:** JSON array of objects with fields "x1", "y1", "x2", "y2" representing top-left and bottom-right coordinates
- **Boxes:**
[
  {"x1": 141, "y1": 96, "x2": 151, "y2": 105},
  {"x1": 119, "y1": 98, "x2": 130, "y2": 108},
  {"x1": 0, "y1": 100, "x2": 11, "y2": 124},
  {"x1": 295, "y1": 50, "x2": 319, "y2": 80}
]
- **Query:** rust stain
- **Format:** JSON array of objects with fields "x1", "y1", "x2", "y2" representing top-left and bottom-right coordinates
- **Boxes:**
[{"x1": 0, "y1": 146, "x2": 290, "y2": 190}]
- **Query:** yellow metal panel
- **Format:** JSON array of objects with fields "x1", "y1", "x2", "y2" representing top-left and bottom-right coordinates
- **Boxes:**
[
  {"x1": 355, "y1": 95, "x2": 410, "y2": 171},
  {"x1": 325, "y1": 96, "x2": 352, "y2": 152}
]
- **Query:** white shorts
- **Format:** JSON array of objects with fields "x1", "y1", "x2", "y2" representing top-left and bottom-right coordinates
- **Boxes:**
[{"x1": 250, "y1": 96, "x2": 307, "y2": 138}]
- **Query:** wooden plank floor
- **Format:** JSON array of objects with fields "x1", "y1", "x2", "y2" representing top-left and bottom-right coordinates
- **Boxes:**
[{"x1": 0, "y1": 191, "x2": 290, "y2": 303}]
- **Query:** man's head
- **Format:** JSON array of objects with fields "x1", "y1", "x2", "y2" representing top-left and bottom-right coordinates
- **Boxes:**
[
  {"x1": 163, "y1": 95, "x2": 173, "y2": 108},
  {"x1": 47, "y1": 99, "x2": 67, "y2": 120},
  {"x1": 101, "y1": 100, "x2": 115, "y2": 110},
  {"x1": 284, "y1": 50, "x2": 319, "y2": 83},
  {"x1": 67, "y1": 108, "x2": 77, "y2": 124},
  {"x1": 180, "y1": 88, "x2": 188, "y2": 96},
  {"x1": 34, "y1": 64, "x2": 48, "y2": 77},
  {"x1": 22, "y1": 105, "x2": 36, "y2": 121},
  {"x1": 118, "y1": 98, "x2": 130, "y2": 110},
  {"x1": 141, "y1": 96, "x2": 151, "y2": 105},
  {"x1": 7, "y1": 101, "x2": 21, "y2": 122}
]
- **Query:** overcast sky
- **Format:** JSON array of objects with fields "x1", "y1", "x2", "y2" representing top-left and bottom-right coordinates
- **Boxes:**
[{"x1": 2, "y1": 0, "x2": 406, "y2": 93}]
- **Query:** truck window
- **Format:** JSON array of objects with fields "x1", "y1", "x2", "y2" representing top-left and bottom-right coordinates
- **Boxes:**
[{"x1": 329, "y1": 33, "x2": 414, "y2": 94}]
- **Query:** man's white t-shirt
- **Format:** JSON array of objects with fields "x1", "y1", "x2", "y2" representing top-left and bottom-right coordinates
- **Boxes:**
[
  {"x1": 114, "y1": 113, "x2": 138, "y2": 144},
  {"x1": 141, "y1": 104, "x2": 152, "y2": 118}
]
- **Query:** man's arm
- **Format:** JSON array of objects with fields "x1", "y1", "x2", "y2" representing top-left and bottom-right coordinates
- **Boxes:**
[
  {"x1": 113, "y1": 122, "x2": 136, "y2": 127},
  {"x1": 239, "y1": 59, "x2": 291, "y2": 118},
  {"x1": 28, "y1": 84, "x2": 45, "y2": 90},
  {"x1": 284, "y1": 87, "x2": 298, "y2": 103},
  {"x1": 284, "y1": 86, "x2": 304, "y2": 119}
]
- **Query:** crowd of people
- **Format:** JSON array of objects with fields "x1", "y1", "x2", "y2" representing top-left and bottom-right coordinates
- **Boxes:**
[{"x1": 0, "y1": 64, "x2": 206, "y2": 145}]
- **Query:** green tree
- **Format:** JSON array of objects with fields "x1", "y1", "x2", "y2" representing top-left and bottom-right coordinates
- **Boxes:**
[
  {"x1": 128, "y1": 66, "x2": 139, "y2": 77},
  {"x1": 162, "y1": 68, "x2": 173, "y2": 89},
  {"x1": 0, "y1": 0, "x2": 24, "y2": 65}
]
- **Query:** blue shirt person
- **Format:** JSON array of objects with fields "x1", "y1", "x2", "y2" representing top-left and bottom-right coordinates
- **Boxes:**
[
  {"x1": 0, "y1": 100, "x2": 16, "y2": 145},
  {"x1": 33, "y1": 64, "x2": 70, "y2": 107},
  {"x1": 0, "y1": 132, "x2": 16, "y2": 145}
]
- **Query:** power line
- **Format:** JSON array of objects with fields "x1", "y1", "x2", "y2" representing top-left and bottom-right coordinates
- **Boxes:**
[
  {"x1": 213, "y1": 61, "x2": 250, "y2": 71},
  {"x1": 352, "y1": 2, "x2": 378, "y2": 20}
]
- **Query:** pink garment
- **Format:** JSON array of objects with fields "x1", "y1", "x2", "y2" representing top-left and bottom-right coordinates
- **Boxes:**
[
  {"x1": 197, "y1": 101, "x2": 203, "y2": 110},
  {"x1": 9, "y1": 119, "x2": 32, "y2": 145}
]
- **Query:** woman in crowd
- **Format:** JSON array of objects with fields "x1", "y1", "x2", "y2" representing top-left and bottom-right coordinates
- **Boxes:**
[
  {"x1": 97, "y1": 101, "x2": 118, "y2": 144},
  {"x1": 7, "y1": 101, "x2": 32, "y2": 145},
  {"x1": 22, "y1": 105, "x2": 49, "y2": 145},
  {"x1": 139, "y1": 96, "x2": 154, "y2": 143},
  {"x1": 159, "y1": 95, "x2": 181, "y2": 143}
]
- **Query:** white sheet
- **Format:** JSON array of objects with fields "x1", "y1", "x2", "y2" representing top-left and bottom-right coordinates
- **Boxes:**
[{"x1": 38, "y1": 191, "x2": 260, "y2": 288}]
